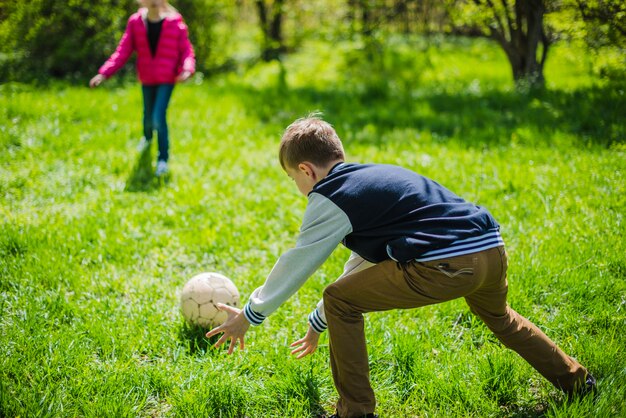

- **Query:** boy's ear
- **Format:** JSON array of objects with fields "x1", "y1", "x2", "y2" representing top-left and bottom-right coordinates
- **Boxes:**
[{"x1": 297, "y1": 162, "x2": 315, "y2": 179}]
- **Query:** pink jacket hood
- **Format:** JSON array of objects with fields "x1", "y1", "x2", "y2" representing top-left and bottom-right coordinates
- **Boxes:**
[{"x1": 99, "y1": 8, "x2": 195, "y2": 85}]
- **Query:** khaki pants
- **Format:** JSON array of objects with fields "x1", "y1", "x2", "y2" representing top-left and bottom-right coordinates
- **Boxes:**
[{"x1": 323, "y1": 247, "x2": 588, "y2": 417}]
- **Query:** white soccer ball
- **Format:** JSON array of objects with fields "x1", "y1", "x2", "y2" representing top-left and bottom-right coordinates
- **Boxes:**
[{"x1": 180, "y1": 272, "x2": 240, "y2": 328}]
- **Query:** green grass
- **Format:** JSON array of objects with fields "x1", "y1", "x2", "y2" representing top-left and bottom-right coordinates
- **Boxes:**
[{"x1": 1, "y1": 37, "x2": 625, "y2": 417}]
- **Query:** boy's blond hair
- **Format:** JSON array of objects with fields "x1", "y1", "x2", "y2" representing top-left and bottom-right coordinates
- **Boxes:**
[{"x1": 279, "y1": 115, "x2": 345, "y2": 170}]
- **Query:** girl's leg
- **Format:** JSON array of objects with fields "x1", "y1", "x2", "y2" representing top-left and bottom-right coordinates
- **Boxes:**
[
  {"x1": 142, "y1": 85, "x2": 157, "y2": 141},
  {"x1": 152, "y1": 84, "x2": 175, "y2": 163}
]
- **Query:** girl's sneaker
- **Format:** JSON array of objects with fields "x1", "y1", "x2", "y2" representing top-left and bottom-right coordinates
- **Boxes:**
[
  {"x1": 137, "y1": 137, "x2": 151, "y2": 153},
  {"x1": 156, "y1": 160, "x2": 169, "y2": 176}
]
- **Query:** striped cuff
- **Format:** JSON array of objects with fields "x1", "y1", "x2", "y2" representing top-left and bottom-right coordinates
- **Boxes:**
[
  {"x1": 243, "y1": 301, "x2": 266, "y2": 326},
  {"x1": 308, "y1": 309, "x2": 327, "y2": 333}
]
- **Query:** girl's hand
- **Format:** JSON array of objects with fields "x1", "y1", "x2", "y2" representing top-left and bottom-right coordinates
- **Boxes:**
[
  {"x1": 290, "y1": 325, "x2": 321, "y2": 359},
  {"x1": 89, "y1": 74, "x2": 105, "y2": 88},
  {"x1": 205, "y1": 303, "x2": 250, "y2": 355},
  {"x1": 176, "y1": 71, "x2": 192, "y2": 82}
]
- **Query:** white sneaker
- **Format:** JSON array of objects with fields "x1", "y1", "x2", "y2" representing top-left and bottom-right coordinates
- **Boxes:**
[
  {"x1": 155, "y1": 160, "x2": 169, "y2": 176},
  {"x1": 137, "y1": 137, "x2": 151, "y2": 153}
]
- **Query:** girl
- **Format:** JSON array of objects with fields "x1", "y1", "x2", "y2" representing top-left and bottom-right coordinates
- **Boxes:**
[{"x1": 90, "y1": 0, "x2": 195, "y2": 176}]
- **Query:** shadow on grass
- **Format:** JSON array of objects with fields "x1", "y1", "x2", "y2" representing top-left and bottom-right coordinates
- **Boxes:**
[
  {"x1": 269, "y1": 365, "x2": 327, "y2": 418},
  {"x1": 178, "y1": 322, "x2": 220, "y2": 355},
  {"x1": 221, "y1": 80, "x2": 625, "y2": 148},
  {"x1": 124, "y1": 143, "x2": 171, "y2": 192}
]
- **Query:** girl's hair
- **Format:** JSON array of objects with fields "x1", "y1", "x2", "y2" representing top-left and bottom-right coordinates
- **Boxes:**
[
  {"x1": 138, "y1": 0, "x2": 178, "y2": 15},
  {"x1": 279, "y1": 114, "x2": 345, "y2": 170},
  {"x1": 166, "y1": 3, "x2": 178, "y2": 14}
]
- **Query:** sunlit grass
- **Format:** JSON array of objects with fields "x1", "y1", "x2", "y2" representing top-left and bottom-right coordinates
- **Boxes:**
[{"x1": 1, "y1": 37, "x2": 625, "y2": 417}]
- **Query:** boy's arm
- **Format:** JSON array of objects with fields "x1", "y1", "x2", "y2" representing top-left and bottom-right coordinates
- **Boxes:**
[
  {"x1": 291, "y1": 253, "x2": 375, "y2": 359},
  {"x1": 308, "y1": 252, "x2": 375, "y2": 332},
  {"x1": 243, "y1": 193, "x2": 352, "y2": 326}
]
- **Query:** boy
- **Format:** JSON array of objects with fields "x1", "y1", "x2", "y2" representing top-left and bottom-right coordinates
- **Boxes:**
[{"x1": 207, "y1": 116, "x2": 595, "y2": 418}]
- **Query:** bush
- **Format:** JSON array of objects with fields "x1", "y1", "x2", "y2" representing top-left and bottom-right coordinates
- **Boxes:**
[
  {"x1": 0, "y1": 0, "x2": 232, "y2": 83},
  {"x1": 0, "y1": 0, "x2": 136, "y2": 82}
]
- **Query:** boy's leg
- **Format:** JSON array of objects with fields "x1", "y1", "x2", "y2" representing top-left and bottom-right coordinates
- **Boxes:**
[
  {"x1": 324, "y1": 254, "x2": 489, "y2": 417},
  {"x1": 141, "y1": 85, "x2": 157, "y2": 141},
  {"x1": 152, "y1": 84, "x2": 174, "y2": 162},
  {"x1": 464, "y1": 246, "x2": 588, "y2": 393}
]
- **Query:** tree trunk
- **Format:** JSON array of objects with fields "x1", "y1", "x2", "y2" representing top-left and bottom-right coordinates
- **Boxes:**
[
  {"x1": 359, "y1": 0, "x2": 374, "y2": 37},
  {"x1": 475, "y1": 0, "x2": 550, "y2": 89},
  {"x1": 509, "y1": 0, "x2": 547, "y2": 88},
  {"x1": 255, "y1": 0, "x2": 285, "y2": 61}
]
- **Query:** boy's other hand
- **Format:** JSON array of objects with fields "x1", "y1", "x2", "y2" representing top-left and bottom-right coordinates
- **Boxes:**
[
  {"x1": 89, "y1": 74, "x2": 105, "y2": 88},
  {"x1": 290, "y1": 325, "x2": 320, "y2": 359},
  {"x1": 205, "y1": 303, "x2": 250, "y2": 354}
]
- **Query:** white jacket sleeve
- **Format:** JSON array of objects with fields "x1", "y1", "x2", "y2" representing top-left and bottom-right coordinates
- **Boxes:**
[{"x1": 243, "y1": 193, "x2": 352, "y2": 325}]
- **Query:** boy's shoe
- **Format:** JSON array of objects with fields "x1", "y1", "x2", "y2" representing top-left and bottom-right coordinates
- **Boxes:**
[
  {"x1": 155, "y1": 160, "x2": 169, "y2": 176},
  {"x1": 580, "y1": 373, "x2": 597, "y2": 396},
  {"x1": 567, "y1": 373, "x2": 597, "y2": 400},
  {"x1": 137, "y1": 137, "x2": 151, "y2": 153}
]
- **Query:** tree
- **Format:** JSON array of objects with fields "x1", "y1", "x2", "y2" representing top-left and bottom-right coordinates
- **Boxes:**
[
  {"x1": 573, "y1": 0, "x2": 626, "y2": 47},
  {"x1": 346, "y1": 0, "x2": 448, "y2": 35},
  {"x1": 255, "y1": 0, "x2": 287, "y2": 61},
  {"x1": 448, "y1": 0, "x2": 551, "y2": 89},
  {"x1": 546, "y1": 0, "x2": 625, "y2": 81}
]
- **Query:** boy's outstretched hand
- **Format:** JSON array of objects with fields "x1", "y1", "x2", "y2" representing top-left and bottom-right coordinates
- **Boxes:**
[
  {"x1": 205, "y1": 303, "x2": 250, "y2": 354},
  {"x1": 290, "y1": 325, "x2": 321, "y2": 359}
]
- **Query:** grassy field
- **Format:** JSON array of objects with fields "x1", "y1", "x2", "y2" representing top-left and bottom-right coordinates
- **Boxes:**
[{"x1": 1, "y1": 37, "x2": 625, "y2": 417}]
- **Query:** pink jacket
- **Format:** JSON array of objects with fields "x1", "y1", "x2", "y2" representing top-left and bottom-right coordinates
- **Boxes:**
[{"x1": 99, "y1": 9, "x2": 195, "y2": 85}]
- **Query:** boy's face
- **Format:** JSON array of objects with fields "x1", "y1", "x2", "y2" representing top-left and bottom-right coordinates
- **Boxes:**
[{"x1": 285, "y1": 163, "x2": 317, "y2": 196}]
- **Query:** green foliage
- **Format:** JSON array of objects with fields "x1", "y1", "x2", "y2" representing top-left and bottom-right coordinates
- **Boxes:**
[
  {"x1": 0, "y1": 0, "x2": 236, "y2": 82},
  {"x1": 1, "y1": 37, "x2": 625, "y2": 416},
  {"x1": 447, "y1": 0, "x2": 626, "y2": 84},
  {"x1": 0, "y1": 0, "x2": 136, "y2": 81},
  {"x1": 338, "y1": 33, "x2": 433, "y2": 98},
  {"x1": 174, "y1": 0, "x2": 238, "y2": 74},
  {"x1": 547, "y1": 0, "x2": 626, "y2": 82},
  {"x1": 569, "y1": 0, "x2": 625, "y2": 48},
  {"x1": 1, "y1": 0, "x2": 623, "y2": 85}
]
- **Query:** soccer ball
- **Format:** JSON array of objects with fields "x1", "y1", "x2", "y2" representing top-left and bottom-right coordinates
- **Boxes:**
[{"x1": 180, "y1": 272, "x2": 240, "y2": 328}]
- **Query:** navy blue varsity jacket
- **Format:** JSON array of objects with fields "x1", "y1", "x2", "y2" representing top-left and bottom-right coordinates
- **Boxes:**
[{"x1": 243, "y1": 163, "x2": 503, "y2": 331}]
